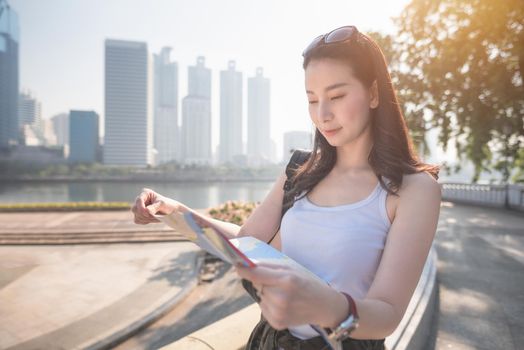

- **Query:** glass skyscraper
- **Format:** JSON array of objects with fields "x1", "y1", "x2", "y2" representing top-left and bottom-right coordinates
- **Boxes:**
[
  {"x1": 219, "y1": 60, "x2": 243, "y2": 164},
  {"x1": 104, "y1": 39, "x2": 152, "y2": 166},
  {"x1": 247, "y1": 67, "x2": 271, "y2": 165},
  {"x1": 153, "y1": 47, "x2": 179, "y2": 164},
  {"x1": 0, "y1": 0, "x2": 19, "y2": 149},
  {"x1": 181, "y1": 56, "x2": 212, "y2": 165},
  {"x1": 69, "y1": 110, "x2": 99, "y2": 163}
]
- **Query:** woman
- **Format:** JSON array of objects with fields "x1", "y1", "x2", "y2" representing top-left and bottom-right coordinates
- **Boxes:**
[{"x1": 132, "y1": 25, "x2": 441, "y2": 350}]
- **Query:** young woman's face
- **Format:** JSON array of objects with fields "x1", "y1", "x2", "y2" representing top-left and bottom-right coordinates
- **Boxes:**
[{"x1": 304, "y1": 58, "x2": 378, "y2": 147}]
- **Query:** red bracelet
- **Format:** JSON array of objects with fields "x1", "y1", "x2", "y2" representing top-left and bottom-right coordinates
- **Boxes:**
[
  {"x1": 323, "y1": 291, "x2": 359, "y2": 336},
  {"x1": 341, "y1": 291, "x2": 359, "y2": 319}
]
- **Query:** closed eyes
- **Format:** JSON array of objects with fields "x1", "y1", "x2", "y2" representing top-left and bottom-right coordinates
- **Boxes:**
[{"x1": 308, "y1": 95, "x2": 345, "y2": 104}]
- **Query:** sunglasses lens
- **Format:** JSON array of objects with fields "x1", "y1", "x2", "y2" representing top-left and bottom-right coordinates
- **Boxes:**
[{"x1": 325, "y1": 26, "x2": 356, "y2": 43}]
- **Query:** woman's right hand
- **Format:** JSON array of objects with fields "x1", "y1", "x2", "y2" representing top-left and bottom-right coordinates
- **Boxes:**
[{"x1": 131, "y1": 188, "x2": 189, "y2": 225}]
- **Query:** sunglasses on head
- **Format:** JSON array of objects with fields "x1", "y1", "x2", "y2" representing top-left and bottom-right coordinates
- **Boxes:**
[{"x1": 302, "y1": 25, "x2": 359, "y2": 57}]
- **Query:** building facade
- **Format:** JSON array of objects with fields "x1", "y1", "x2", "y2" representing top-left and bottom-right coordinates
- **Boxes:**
[
  {"x1": 181, "y1": 96, "x2": 212, "y2": 165},
  {"x1": 18, "y1": 91, "x2": 44, "y2": 145},
  {"x1": 104, "y1": 39, "x2": 152, "y2": 166},
  {"x1": 153, "y1": 47, "x2": 179, "y2": 164},
  {"x1": 219, "y1": 60, "x2": 243, "y2": 164},
  {"x1": 69, "y1": 110, "x2": 99, "y2": 163},
  {"x1": 51, "y1": 113, "x2": 69, "y2": 146},
  {"x1": 181, "y1": 56, "x2": 212, "y2": 165},
  {"x1": 247, "y1": 67, "x2": 271, "y2": 166},
  {"x1": 0, "y1": 0, "x2": 19, "y2": 148},
  {"x1": 283, "y1": 131, "x2": 313, "y2": 162}
]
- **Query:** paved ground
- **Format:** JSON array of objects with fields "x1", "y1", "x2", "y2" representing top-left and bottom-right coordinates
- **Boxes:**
[
  {"x1": 0, "y1": 242, "x2": 200, "y2": 349},
  {"x1": 429, "y1": 203, "x2": 524, "y2": 350},
  {"x1": 0, "y1": 203, "x2": 522, "y2": 350},
  {"x1": 0, "y1": 211, "x2": 147, "y2": 233},
  {"x1": 116, "y1": 202, "x2": 524, "y2": 350},
  {"x1": 113, "y1": 258, "x2": 254, "y2": 350},
  {"x1": 0, "y1": 211, "x2": 188, "y2": 244}
]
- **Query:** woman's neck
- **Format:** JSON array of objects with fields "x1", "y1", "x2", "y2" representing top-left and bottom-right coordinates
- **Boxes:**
[{"x1": 333, "y1": 126, "x2": 374, "y2": 175}]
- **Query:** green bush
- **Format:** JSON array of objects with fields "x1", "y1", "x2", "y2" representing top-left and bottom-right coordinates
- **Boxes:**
[{"x1": 206, "y1": 200, "x2": 259, "y2": 225}]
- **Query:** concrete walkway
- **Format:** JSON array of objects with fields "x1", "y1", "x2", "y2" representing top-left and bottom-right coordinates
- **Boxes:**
[
  {"x1": 430, "y1": 203, "x2": 524, "y2": 349},
  {"x1": 0, "y1": 241, "x2": 200, "y2": 349},
  {"x1": 0, "y1": 211, "x2": 188, "y2": 244}
]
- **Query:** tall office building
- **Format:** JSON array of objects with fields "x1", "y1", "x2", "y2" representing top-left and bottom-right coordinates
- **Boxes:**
[
  {"x1": 219, "y1": 60, "x2": 243, "y2": 164},
  {"x1": 181, "y1": 56, "x2": 212, "y2": 165},
  {"x1": 69, "y1": 110, "x2": 99, "y2": 163},
  {"x1": 247, "y1": 67, "x2": 271, "y2": 166},
  {"x1": 18, "y1": 91, "x2": 44, "y2": 144},
  {"x1": 188, "y1": 56, "x2": 211, "y2": 98},
  {"x1": 41, "y1": 119, "x2": 57, "y2": 146},
  {"x1": 0, "y1": 0, "x2": 19, "y2": 148},
  {"x1": 153, "y1": 47, "x2": 179, "y2": 164},
  {"x1": 18, "y1": 91, "x2": 42, "y2": 126},
  {"x1": 104, "y1": 39, "x2": 152, "y2": 166},
  {"x1": 283, "y1": 131, "x2": 312, "y2": 162},
  {"x1": 181, "y1": 96, "x2": 212, "y2": 165}
]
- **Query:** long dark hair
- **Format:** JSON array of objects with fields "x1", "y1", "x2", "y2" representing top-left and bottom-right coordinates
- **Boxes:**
[{"x1": 286, "y1": 30, "x2": 439, "y2": 207}]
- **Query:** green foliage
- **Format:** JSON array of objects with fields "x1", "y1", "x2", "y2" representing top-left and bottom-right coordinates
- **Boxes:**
[
  {"x1": 206, "y1": 200, "x2": 258, "y2": 225},
  {"x1": 511, "y1": 147, "x2": 524, "y2": 183},
  {"x1": 390, "y1": 0, "x2": 524, "y2": 182},
  {"x1": 367, "y1": 30, "x2": 433, "y2": 159}
]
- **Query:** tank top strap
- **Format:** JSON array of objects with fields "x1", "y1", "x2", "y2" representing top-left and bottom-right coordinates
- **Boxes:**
[{"x1": 377, "y1": 176, "x2": 393, "y2": 227}]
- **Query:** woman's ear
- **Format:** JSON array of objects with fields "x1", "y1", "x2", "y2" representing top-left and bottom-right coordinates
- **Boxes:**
[{"x1": 369, "y1": 80, "x2": 379, "y2": 109}]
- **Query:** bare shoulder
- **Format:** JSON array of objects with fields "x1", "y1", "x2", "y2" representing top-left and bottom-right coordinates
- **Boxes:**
[
  {"x1": 366, "y1": 171, "x2": 442, "y2": 331},
  {"x1": 399, "y1": 171, "x2": 441, "y2": 201},
  {"x1": 390, "y1": 171, "x2": 442, "y2": 233}
]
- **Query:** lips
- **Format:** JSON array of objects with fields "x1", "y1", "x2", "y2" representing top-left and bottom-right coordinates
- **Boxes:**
[{"x1": 322, "y1": 127, "x2": 342, "y2": 136}]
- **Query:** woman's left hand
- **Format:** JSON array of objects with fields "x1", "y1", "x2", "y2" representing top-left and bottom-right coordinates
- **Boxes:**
[{"x1": 235, "y1": 262, "x2": 346, "y2": 330}]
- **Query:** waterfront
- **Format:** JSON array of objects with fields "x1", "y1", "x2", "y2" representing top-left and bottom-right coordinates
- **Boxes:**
[{"x1": 0, "y1": 180, "x2": 275, "y2": 208}]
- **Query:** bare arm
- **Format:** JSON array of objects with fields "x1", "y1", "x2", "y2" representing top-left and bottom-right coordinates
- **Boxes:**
[
  {"x1": 132, "y1": 171, "x2": 287, "y2": 242},
  {"x1": 195, "y1": 171, "x2": 287, "y2": 241},
  {"x1": 326, "y1": 172, "x2": 442, "y2": 339}
]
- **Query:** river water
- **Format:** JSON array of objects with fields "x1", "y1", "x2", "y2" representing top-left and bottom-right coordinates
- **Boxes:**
[{"x1": 0, "y1": 181, "x2": 275, "y2": 208}]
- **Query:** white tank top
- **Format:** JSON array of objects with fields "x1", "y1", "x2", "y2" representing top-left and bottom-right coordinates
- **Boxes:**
[{"x1": 280, "y1": 178, "x2": 392, "y2": 340}]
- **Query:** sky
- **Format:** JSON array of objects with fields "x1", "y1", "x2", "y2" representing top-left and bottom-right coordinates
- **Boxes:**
[{"x1": 10, "y1": 0, "x2": 414, "y2": 160}]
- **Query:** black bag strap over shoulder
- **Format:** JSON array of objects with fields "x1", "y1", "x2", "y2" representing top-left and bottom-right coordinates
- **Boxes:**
[
  {"x1": 242, "y1": 149, "x2": 312, "y2": 303},
  {"x1": 281, "y1": 149, "x2": 312, "y2": 217},
  {"x1": 267, "y1": 149, "x2": 312, "y2": 245}
]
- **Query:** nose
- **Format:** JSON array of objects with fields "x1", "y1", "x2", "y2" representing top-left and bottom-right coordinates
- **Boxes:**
[{"x1": 318, "y1": 100, "x2": 333, "y2": 122}]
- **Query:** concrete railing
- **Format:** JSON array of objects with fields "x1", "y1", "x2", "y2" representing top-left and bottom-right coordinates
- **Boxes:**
[
  {"x1": 162, "y1": 245, "x2": 439, "y2": 350},
  {"x1": 441, "y1": 183, "x2": 524, "y2": 211}
]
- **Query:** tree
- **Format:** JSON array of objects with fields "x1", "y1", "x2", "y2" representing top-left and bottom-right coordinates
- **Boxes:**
[
  {"x1": 367, "y1": 31, "x2": 432, "y2": 159},
  {"x1": 392, "y1": 0, "x2": 524, "y2": 182}
]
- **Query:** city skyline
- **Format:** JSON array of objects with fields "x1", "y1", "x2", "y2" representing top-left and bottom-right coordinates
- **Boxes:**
[{"x1": 9, "y1": 0, "x2": 411, "y2": 160}]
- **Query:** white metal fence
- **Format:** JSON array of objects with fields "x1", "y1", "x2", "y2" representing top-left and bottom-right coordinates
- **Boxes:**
[{"x1": 441, "y1": 183, "x2": 524, "y2": 212}]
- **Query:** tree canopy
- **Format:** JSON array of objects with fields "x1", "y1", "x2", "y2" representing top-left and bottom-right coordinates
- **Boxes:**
[{"x1": 371, "y1": 0, "x2": 523, "y2": 182}]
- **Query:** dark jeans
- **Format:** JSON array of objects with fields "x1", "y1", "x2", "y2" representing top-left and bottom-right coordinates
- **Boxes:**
[{"x1": 245, "y1": 313, "x2": 385, "y2": 350}]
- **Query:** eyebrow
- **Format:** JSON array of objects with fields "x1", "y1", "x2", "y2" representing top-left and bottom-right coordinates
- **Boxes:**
[{"x1": 306, "y1": 82, "x2": 349, "y2": 95}]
